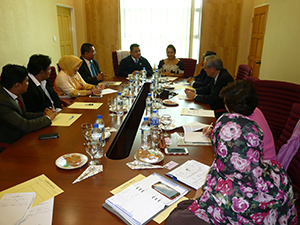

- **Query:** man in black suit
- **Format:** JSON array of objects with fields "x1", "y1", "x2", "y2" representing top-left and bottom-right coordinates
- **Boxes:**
[
  {"x1": 185, "y1": 55, "x2": 234, "y2": 118},
  {"x1": 0, "y1": 64, "x2": 56, "y2": 146},
  {"x1": 187, "y1": 51, "x2": 216, "y2": 88},
  {"x1": 22, "y1": 54, "x2": 62, "y2": 113},
  {"x1": 118, "y1": 43, "x2": 153, "y2": 77},
  {"x1": 78, "y1": 43, "x2": 105, "y2": 85}
]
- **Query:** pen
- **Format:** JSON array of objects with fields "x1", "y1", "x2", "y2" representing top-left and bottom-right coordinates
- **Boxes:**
[
  {"x1": 68, "y1": 115, "x2": 74, "y2": 121},
  {"x1": 208, "y1": 122, "x2": 214, "y2": 129},
  {"x1": 85, "y1": 104, "x2": 94, "y2": 106}
]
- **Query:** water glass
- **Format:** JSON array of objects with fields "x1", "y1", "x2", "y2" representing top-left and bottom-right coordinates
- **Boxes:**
[
  {"x1": 151, "y1": 127, "x2": 161, "y2": 150},
  {"x1": 81, "y1": 123, "x2": 93, "y2": 141},
  {"x1": 85, "y1": 143, "x2": 99, "y2": 165},
  {"x1": 107, "y1": 97, "x2": 116, "y2": 116},
  {"x1": 161, "y1": 114, "x2": 172, "y2": 137}
]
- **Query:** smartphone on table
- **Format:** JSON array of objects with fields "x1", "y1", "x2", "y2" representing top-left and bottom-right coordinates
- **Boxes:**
[
  {"x1": 164, "y1": 147, "x2": 189, "y2": 155},
  {"x1": 38, "y1": 133, "x2": 59, "y2": 140},
  {"x1": 152, "y1": 181, "x2": 180, "y2": 199}
]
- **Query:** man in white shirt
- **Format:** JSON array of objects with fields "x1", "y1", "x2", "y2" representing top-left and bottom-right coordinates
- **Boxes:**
[{"x1": 22, "y1": 54, "x2": 62, "y2": 113}]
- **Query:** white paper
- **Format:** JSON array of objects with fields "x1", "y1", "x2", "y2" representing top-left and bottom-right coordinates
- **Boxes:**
[
  {"x1": 0, "y1": 192, "x2": 36, "y2": 225},
  {"x1": 182, "y1": 121, "x2": 210, "y2": 132},
  {"x1": 101, "y1": 88, "x2": 118, "y2": 95},
  {"x1": 166, "y1": 160, "x2": 211, "y2": 190},
  {"x1": 20, "y1": 198, "x2": 54, "y2": 225},
  {"x1": 181, "y1": 108, "x2": 215, "y2": 117},
  {"x1": 184, "y1": 131, "x2": 211, "y2": 143}
]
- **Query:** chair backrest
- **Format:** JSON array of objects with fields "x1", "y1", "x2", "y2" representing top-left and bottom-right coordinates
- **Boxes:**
[
  {"x1": 112, "y1": 51, "x2": 118, "y2": 77},
  {"x1": 49, "y1": 66, "x2": 57, "y2": 86},
  {"x1": 254, "y1": 79, "x2": 300, "y2": 141},
  {"x1": 235, "y1": 64, "x2": 252, "y2": 80},
  {"x1": 178, "y1": 58, "x2": 197, "y2": 78}
]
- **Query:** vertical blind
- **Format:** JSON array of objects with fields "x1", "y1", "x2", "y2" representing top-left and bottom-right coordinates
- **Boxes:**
[{"x1": 120, "y1": 0, "x2": 202, "y2": 68}]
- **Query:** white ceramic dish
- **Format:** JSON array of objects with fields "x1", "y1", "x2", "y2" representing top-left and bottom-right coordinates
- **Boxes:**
[
  {"x1": 55, "y1": 153, "x2": 88, "y2": 170},
  {"x1": 162, "y1": 99, "x2": 179, "y2": 106},
  {"x1": 159, "y1": 123, "x2": 177, "y2": 131},
  {"x1": 134, "y1": 149, "x2": 164, "y2": 164}
]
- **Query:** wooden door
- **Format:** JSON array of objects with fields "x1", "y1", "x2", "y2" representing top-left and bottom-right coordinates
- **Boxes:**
[
  {"x1": 248, "y1": 5, "x2": 269, "y2": 78},
  {"x1": 57, "y1": 6, "x2": 73, "y2": 56}
]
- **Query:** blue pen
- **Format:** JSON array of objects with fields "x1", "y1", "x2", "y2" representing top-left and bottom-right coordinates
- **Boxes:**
[{"x1": 68, "y1": 115, "x2": 74, "y2": 121}]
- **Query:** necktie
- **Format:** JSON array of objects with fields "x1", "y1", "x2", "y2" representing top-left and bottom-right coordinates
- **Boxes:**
[
  {"x1": 16, "y1": 96, "x2": 23, "y2": 110},
  {"x1": 135, "y1": 59, "x2": 138, "y2": 65},
  {"x1": 90, "y1": 61, "x2": 97, "y2": 77}
]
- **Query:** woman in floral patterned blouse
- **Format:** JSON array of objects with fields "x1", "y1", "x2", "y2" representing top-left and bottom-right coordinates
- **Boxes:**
[{"x1": 166, "y1": 80, "x2": 298, "y2": 225}]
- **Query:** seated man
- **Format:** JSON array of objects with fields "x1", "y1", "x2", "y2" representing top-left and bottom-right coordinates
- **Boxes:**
[
  {"x1": 118, "y1": 43, "x2": 153, "y2": 77},
  {"x1": 0, "y1": 64, "x2": 56, "y2": 146},
  {"x1": 185, "y1": 55, "x2": 234, "y2": 118},
  {"x1": 78, "y1": 43, "x2": 106, "y2": 85},
  {"x1": 22, "y1": 54, "x2": 62, "y2": 113},
  {"x1": 186, "y1": 51, "x2": 216, "y2": 88}
]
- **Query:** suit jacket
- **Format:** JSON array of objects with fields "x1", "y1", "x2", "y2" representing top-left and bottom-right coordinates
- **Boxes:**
[
  {"x1": 22, "y1": 76, "x2": 61, "y2": 112},
  {"x1": 78, "y1": 56, "x2": 102, "y2": 85},
  {"x1": 0, "y1": 86, "x2": 51, "y2": 144},
  {"x1": 192, "y1": 68, "x2": 214, "y2": 88},
  {"x1": 194, "y1": 68, "x2": 234, "y2": 117},
  {"x1": 118, "y1": 55, "x2": 153, "y2": 77}
]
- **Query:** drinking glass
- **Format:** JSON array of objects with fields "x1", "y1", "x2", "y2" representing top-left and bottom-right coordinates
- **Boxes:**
[
  {"x1": 107, "y1": 97, "x2": 116, "y2": 116},
  {"x1": 85, "y1": 144, "x2": 98, "y2": 165},
  {"x1": 156, "y1": 83, "x2": 163, "y2": 99},
  {"x1": 151, "y1": 127, "x2": 161, "y2": 150},
  {"x1": 81, "y1": 123, "x2": 93, "y2": 142},
  {"x1": 161, "y1": 114, "x2": 172, "y2": 137}
]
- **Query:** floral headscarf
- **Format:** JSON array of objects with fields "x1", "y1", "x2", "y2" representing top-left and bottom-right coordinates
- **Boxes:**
[
  {"x1": 188, "y1": 113, "x2": 297, "y2": 224},
  {"x1": 58, "y1": 55, "x2": 82, "y2": 76}
]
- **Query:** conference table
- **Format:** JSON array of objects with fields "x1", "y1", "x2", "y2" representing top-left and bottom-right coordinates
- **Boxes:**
[{"x1": 0, "y1": 77, "x2": 215, "y2": 225}]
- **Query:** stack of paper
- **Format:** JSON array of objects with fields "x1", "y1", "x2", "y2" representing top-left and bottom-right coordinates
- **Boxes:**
[
  {"x1": 184, "y1": 132, "x2": 211, "y2": 144},
  {"x1": 181, "y1": 108, "x2": 215, "y2": 117}
]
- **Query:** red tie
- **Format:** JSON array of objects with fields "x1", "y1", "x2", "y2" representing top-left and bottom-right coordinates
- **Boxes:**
[{"x1": 16, "y1": 96, "x2": 23, "y2": 110}]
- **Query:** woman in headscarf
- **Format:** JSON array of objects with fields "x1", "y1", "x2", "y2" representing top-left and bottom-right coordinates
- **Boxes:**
[
  {"x1": 55, "y1": 55, "x2": 104, "y2": 97},
  {"x1": 166, "y1": 80, "x2": 298, "y2": 225}
]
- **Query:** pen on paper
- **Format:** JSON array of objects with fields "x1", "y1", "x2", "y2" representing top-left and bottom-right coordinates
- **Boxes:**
[
  {"x1": 85, "y1": 103, "x2": 94, "y2": 106},
  {"x1": 68, "y1": 115, "x2": 74, "y2": 121},
  {"x1": 208, "y1": 122, "x2": 213, "y2": 129}
]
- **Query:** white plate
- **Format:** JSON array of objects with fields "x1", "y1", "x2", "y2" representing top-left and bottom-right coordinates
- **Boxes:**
[
  {"x1": 163, "y1": 99, "x2": 178, "y2": 106},
  {"x1": 134, "y1": 149, "x2": 164, "y2": 164},
  {"x1": 159, "y1": 123, "x2": 177, "y2": 131},
  {"x1": 55, "y1": 153, "x2": 88, "y2": 170},
  {"x1": 163, "y1": 84, "x2": 175, "y2": 89},
  {"x1": 104, "y1": 131, "x2": 111, "y2": 139}
]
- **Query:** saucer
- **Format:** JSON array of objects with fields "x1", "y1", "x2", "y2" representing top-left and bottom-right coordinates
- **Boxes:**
[
  {"x1": 56, "y1": 153, "x2": 88, "y2": 170},
  {"x1": 159, "y1": 123, "x2": 177, "y2": 131},
  {"x1": 134, "y1": 149, "x2": 164, "y2": 164},
  {"x1": 163, "y1": 99, "x2": 179, "y2": 106}
]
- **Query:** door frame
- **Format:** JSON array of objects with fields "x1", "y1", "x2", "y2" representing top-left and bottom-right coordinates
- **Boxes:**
[{"x1": 56, "y1": 4, "x2": 78, "y2": 56}]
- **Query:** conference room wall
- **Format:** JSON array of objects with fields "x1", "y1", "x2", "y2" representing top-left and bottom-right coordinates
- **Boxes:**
[{"x1": 0, "y1": 0, "x2": 87, "y2": 71}]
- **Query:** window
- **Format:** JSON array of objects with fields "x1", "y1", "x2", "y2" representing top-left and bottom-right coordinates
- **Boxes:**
[{"x1": 120, "y1": 0, "x2": 202, "y2": 68}]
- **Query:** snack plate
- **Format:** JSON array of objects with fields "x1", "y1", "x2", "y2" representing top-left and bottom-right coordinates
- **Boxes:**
[
  {"x1": 134, "y1": 149, "x2": 164, "y2": 164},
  {"x1": 163, "y1": 99, "x2": 179, "y2": 106},
  {"x1": 55, "y1": 153, "x2": 88, "y2": 170},
  {"x1": 159, "y1": 123, "x2": 177, "y2": 131}
]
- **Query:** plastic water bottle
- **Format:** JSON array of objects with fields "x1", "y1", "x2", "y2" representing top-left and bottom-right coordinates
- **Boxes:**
[
  {"x1": 142, "y1": 67, "x2": 147, "y2": 82},
  {"x1": 128, "y1": 80, "x2": 134, "y2": 98},
  {"x1": 135, "y1": 71, "x2": 140, "y2": 86},
  {"x1": 150, "y1": 80, "x2": 155, "y2": 99},
  {"x1": 141, "y1": 117, "x2": 151, "y2": 150},
  {"x1": 95, "y1": 115, "x2": 105, "y2": 147},
  {"x1": 116, "y1": 92, "x2": 124, "y2": 116},
  {"x1": 145, "y1": 93, "x2": 153, "y2": 116},
  {"x1": 91, "y1": 124, "x2": 103, "y2": 159},
  {"x1": 150, "y1": 109, "x2": 159, "y2": 128}
]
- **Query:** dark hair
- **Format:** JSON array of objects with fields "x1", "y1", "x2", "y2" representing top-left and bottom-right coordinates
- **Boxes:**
[
  {"x1": 1, "y1": 64, "x2": 28, "y2": 89},
  {"x1": 130, "y1": 43, "x2": 140, "y2": 52},
  {"x1": 81, "y1": 43, "x2": 94, "y2": 55},
  {"x1": 205, "y1": 55, "x2": 223, "y2": 70},
  {"x1": 204, "y1": 51, "x2": 216, "y2": 57},
  {"x1": 219, "y1": 80, "x2": 258, "y2": 116},
  {"x1": 27, "y1": 54, "x2": 51, "y2": 75},
  {"x1": 166, "y1": 44, "x2": 176, "y2": 54}
]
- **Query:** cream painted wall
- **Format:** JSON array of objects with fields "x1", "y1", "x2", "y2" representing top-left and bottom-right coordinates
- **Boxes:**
[{"x1": 0, "y1": 0, "x2": 86, "y2": 71}]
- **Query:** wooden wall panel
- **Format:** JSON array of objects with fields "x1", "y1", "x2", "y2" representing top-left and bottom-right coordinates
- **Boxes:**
[
  {"x1": 197, "y1": 0, "x2": 242, "y2": 78},
  {"x1": 85, "y1": 0, "x2": 121, "y2": 78}
]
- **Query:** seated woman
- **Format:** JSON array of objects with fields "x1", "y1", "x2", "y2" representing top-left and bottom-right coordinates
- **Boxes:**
[
  {"x1": 166, "y1": 80, "x2": 297, "y2": 224},
  {"x1": 158, "y1": 44, "x2": 184, "y2": 77},
  {"x1": 55, "y1": 55, "x2": 104, "y2": 97}
]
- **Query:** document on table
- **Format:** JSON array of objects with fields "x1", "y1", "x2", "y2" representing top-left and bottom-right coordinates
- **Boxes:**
[
  {"x1": 184, "y1": 131, "x2": 211, "y2": 144},
  {"x1": 0, "y1": 192, "x2": 36, "y2": 225},
  {"x1": 174, "y1": 84, "x2": 194, "y2": 90},
  {"x1": 181, "y1": 108, "x2": 215, "y2": 117},
  {"x1": 103, "y1": 173, "x2": 189, "y2": 225},
  {"x1": 182, "y1": 121, "x2": 210, "y2": 132},
  {"x1": 166, "y1": 160, "x2": 211, "y2": 190},
  {"x1": 51, "y1": 113, "x2": 82, "y2": 126},
  {"x1": 101, "y1": 81, "x2": 122, "y2": 86},
  {"x1": 68, "y1": 102, "x2": 102, "y2": 109},
  {"x1": 0, "y1": 174, "x2": 64, "y2": 207},
  {"x1": 101, "y1": 88, "x2": 118, "y2": 95},
  {"x1": 110, "y1": 174, "x2": 146, "y2": 195},
  {"x1": 176, "y1": 132, "x2": 212, "y2": 146}
]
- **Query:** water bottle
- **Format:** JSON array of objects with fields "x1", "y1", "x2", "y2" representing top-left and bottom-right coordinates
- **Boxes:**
[
  {"x1": 91, "y1": 124, "x2": 103, "y2": 159},
  {"x1": 150, "y1": 80, "x2": 155, "y2": 99},
  {"x1": 134, "y1": 71, "x2": 140, "y2": 86},
  {"x1": 145, "y1": 93, "x2": 153, "y2": 116},
  {"x1": 142, "y1": 67, "x2": 147, "y2": 82},
  {"x1": 95, "y1": 115, "x2": 105, "y2": 147},
  {"x1": 154, "y1": 68, "x2": 159, "y2": 81},
  {"x1": 116, "y1": 92, "x2": 124, "y2": 116},
  {"x1": 128, "y1": 80, "x2": 134, "y2": 98},
  {"x1": 137, "y1": 117, "x2": 151, "y2": 159},
  {"x1": 150, "y1": 109, "x2": 159, "y2": 128}
]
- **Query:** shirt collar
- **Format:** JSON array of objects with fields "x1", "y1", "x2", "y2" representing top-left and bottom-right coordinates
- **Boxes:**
[
  {"x1": 131, "y1": 56, "x2": 139, "y2": 62},
  {"x1": 214, "y1": 73, "x2": 220, "y2": 83},
  {"x1": 83, "y1": 57, "x2": 91, "y2": 65},
  {"x1": 3, "y1": 87, "x2": 18, "y2": 100},
  {"x1": 28, "y1": 73, "x2": 40, "y2": 86}
]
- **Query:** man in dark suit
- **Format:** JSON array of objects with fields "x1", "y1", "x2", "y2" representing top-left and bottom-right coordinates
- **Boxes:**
[
  {"x1": 78, "y1": 43, "x2": 105, "y2": 85},
  {"x1": 185, "y1": 55, "x2": 234, "y2": 118},
  {"x1": 118, "y1": 43, "x2": 153, "y2": 77},
  {"x1": 22, "y1": 54, "x2": 62, "y2": 113},
  {"x1": 0, "y1": 64, "x2": 57, "y2": 146},
  {"x1": 187, "y1": 51, "x2": 216, "y2": 88}
]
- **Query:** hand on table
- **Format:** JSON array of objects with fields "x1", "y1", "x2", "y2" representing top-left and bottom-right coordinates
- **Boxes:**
[
  {"x1": 44, "y1": 107, "x2": 57, "y2": 120},
  {"x1": 187, "y1": 77, "x2": 195, "y2": 84},
  {"x1": 184, "y1": 88, "x2": 196, "y2": 99},
  {"x1": 97, "y1": 72, "x2": 106, "y2": 81}
]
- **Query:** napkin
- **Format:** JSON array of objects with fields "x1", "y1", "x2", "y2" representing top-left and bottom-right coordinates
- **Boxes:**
[
  {"x1": 126, "y1": 160, "x2": 163, "y2": 170},
  {"x1": 72, "y1": 165, "x2": 103, "y2": 184}
]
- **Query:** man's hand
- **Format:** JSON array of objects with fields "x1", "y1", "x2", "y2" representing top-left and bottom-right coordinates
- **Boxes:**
[
  {"x1": 44, "y1": 107, "x2": 57, "y2": 120},
  {"x1": 96, "y1": 72, "x2": 106, "y2": 81},
  {"x1": 187, "y1": 77, "x2": 195, "y2": 84},
  {"x1": 185, "y1": 88, "x2": 196, "y2": 99}
]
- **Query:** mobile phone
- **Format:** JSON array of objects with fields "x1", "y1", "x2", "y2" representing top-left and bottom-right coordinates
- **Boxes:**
[
  {"x1": 152, "y1": 181, "x2": 180, "y2": 199},
  {"x1": 38, "y1": 133, "x2": 59, "y2": 140},
  {"x1": 164, "y1": 147, "x2": 189, "y2": 155}
]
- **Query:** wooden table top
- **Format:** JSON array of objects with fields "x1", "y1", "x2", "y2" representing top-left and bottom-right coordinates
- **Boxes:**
[{"x1": 0, "y1": 77, "x2": 215, "y2": 225}]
